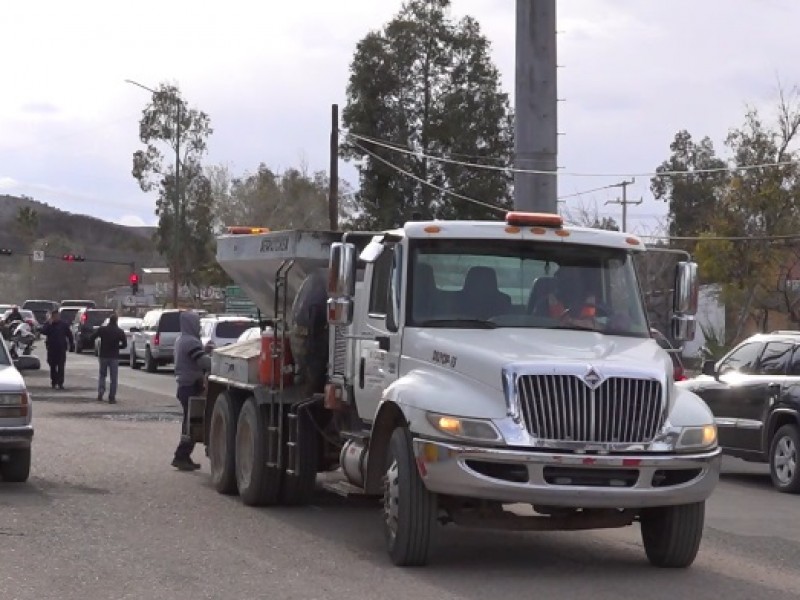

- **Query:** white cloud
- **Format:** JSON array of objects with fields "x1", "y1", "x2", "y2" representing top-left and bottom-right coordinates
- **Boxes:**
[
  {"x1": 0, "y1": 0, "x2": 798, "y2": 232},
  {"x1": 116, "y1": 215, "x2": 149, "y2": 227}
]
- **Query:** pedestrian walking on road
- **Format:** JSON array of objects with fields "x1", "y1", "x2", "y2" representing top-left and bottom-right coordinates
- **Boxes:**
[
  {"x1": 40, "y1": 309, "x2": 75, "y2": 390},
  {"x1": 89, "y1": 313, "x2": 127, "y2": 403},
  {"x1": 172, "y1": 311, "x2": 210, "y2": 471}
]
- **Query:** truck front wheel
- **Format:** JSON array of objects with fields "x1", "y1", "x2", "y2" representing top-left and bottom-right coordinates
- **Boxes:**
[
  {"x1": 640, "y1": 502, "x2": 705, "y2": 568},
  {"x1": 209, "y1": 392, "x2": 238, "y2": 495},
  {"x1": 383, "y1": 428, "x2": 437, "y2": 566},
  {"x1": 235, "y1": 398, "x2": 283, "y2": 506}
]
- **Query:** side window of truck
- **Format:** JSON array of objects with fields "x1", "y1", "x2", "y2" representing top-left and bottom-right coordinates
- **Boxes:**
[{"x1": 369, "y1": 246, "x2": 394, "y2": 316}]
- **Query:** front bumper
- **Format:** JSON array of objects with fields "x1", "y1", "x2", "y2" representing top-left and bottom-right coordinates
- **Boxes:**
[
  {"x1": 0, "y1": 425, "x2": 34, "y2": 449},
  {"x1": 413, "y1": 438, "x2": 721, "y2": 509}
]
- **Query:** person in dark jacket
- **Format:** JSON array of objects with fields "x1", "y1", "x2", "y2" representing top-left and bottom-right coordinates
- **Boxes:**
[
  {"x1": 3, "y1": 305, "x2": 23, "y2": 325},
  {"x1": 89, "y1": 313, "x2": 127, "y2": 403},
  {"x1": 172, "y1": 311, "x2": 211, "y2": 471},
  {"x1": 40, "y1": 309, "x2": 75, "y2": 390}
]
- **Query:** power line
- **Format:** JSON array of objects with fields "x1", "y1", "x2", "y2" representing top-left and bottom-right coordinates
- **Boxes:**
[
  {"x1": 640, "y1": 233, "x2": 800, "y2": 242},
  {"x1": 345, "y1": 131, "x2": 799, "y2": 178},
  {"x1": 343, "y1": 131, "x2": 512, "y2": 164},
  {"x1": 351, "y1": 142, "x2": 506, "y2": 214},
  {"x1": 557, "y1": 184, "x2": 619, "y2": 200}
]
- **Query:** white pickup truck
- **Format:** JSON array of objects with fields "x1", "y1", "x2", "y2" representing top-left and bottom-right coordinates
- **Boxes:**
[{"x1": 189, "y1": 212, "x2": 720, "y2": 568}]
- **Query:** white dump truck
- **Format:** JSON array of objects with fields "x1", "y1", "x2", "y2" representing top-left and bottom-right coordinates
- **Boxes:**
[{"x1": 188, "y1": 212, "x2": 721, "y2": 568}]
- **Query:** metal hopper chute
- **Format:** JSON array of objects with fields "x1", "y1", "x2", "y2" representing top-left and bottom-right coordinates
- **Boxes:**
[{"x1": 215, "y1": 229, "x2": 341, "y2": 323}]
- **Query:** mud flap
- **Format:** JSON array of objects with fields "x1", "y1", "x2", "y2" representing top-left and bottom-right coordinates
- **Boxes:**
[{"x1": 187, "y1": 395, "x2": 206, "y2": 443}]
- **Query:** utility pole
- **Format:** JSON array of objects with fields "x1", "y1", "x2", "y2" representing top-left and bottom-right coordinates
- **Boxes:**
[
  {"x1": 605, "y1": 178, "x2": 640, "y2": 232},
  {"x1": 514, "y1": 0, "x2": 558, "y2": 213},
  {"x1": 329, "y1": 104, "x2": 339, "y2": 231},
  {"x1": 173, "y1": 98, "x2": 182, "y2": 308}
]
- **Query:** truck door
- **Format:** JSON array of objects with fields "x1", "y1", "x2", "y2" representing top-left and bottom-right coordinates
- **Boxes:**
[{"x1": 353, "y1": 243, "x2": 403, "y2": 423}]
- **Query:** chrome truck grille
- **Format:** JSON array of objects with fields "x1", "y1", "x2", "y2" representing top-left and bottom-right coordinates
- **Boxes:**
[{"x1": 516, "y1": 375, "x2": 664, "y2": 444}]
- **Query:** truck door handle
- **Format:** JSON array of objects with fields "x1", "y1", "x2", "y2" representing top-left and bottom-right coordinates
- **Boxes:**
[
  {"x1": 359, "y1": 357, "x2": 366, "y2": 389},
  {"x1": 768, "y1": 383, "x2": 781, "y2": 393},
  {"x1": 376, "y1": 336, "x2": 390, "y2": 351}
]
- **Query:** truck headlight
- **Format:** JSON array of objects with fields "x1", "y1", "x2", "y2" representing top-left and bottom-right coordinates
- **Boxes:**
[
  {"x1": 426, "y1": 412, "x2": 502, "y2": 442},
  {"x1": 676, "y1": 424, "x2": 717, "y2": 450}
]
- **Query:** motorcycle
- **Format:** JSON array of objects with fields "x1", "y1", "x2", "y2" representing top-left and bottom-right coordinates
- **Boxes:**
[{"x1": 3, "y1": 320, "x2": 40, "y2": 370}]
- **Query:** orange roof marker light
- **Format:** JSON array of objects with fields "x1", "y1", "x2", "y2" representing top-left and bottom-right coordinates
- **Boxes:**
[
  {"x1": 423, "y1": 225, "x2": 441, "y2": 234},
  {"x1": 505, "y1": 211, "x2": 563, "y2": 228},
  {"x1": 227, "y1": 226, "x2": 271, "y2": 234}
]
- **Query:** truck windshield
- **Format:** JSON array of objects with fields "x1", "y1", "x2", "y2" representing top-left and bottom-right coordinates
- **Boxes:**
[{"x1": 407, "y1": 239, "x2": 649, "y2": 338}]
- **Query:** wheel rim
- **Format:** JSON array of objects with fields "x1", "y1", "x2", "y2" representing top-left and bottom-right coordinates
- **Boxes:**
[
  {"x1": 383, "y1": 458, "x2": 400, "y2": 544},
  {"x1": 774, "y1": 435, "x2": 797, "y2": 485},
  {"x1": 210, "y1": 411, "x2": 226, "y2": 477},
  {"x1": 236, "y1": 415, "x2": 254, "y2": 489}
]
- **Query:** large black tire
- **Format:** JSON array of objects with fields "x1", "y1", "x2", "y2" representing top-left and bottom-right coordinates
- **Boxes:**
[
  {"x1": 145, "y1": 347, "x2": 157, "y2": 373},
  {"x1": 280, "y1": 408, "x2": 319, "y2": 506},
  {"x1": 383, "y1": 428, "x2": 437, "y2": 566},
  {"x1": 769, "y1": 424, "x2": 800, "y2": 493},
  {"x1": 130, "y1": 344, "x2": 141, "y2": 369},
  {"x1": 1, "y1": 448, "x2": 31, "y2": 483},
  {"x1": 640, "y1": 502, "x2": 705, "y2": 568},
  {"x1": 209, "y1": 392, "x2": 239, "y2": 495},
  {"x1": 235, "y1": 398, "x2": 283, "y2": 506}
]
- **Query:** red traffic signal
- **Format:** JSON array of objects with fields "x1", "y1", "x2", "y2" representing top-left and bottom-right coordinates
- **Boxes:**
[
  {"x1": 129, "y1": 272, "x2": 139, "y2": 294},
  {"x1": 62, "y1": 254, "x2": 85, "y2": 262}
]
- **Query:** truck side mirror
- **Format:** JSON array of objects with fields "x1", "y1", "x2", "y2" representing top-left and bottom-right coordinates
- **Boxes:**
[
  {"x1": 671, "y1": 314, "x2": 696, "y2": 343},
  {"x1": 673, "y1": 261, "x2": 699, "y2": 315},
  {"x1": 328, "y1": 242, "x2": 356, "y2": 298},
  {"x1": 701, "y1": 359, "x2": 717, "y2": 377}
]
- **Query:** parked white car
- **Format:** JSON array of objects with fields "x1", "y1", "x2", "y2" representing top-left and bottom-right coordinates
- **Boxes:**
[
  {"x1": 94, "y1": 316, "x2": 143, "y2": 362},
  {"x1": 200, "y1": 316, "x2": 258, "y2": 353},
  {"x1": 0, "y1": 335, "x2": 33, "y2": 482},
  {"x1": 236, "y1": 326, "x2": 261, "y2": 343}
]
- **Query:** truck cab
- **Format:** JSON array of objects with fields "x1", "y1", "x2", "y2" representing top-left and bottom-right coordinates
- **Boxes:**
[{"x1": 194, "y1": 213, "x2": 720, "y2": 569}]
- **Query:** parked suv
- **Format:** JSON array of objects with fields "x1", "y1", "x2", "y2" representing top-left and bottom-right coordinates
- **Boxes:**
[
  {"x1": 0, "y1": 335, "x2": 33, "y2": 482},
  {"x1": 22, "y1": 299, "x2": 58, "y2": 329},
  {"x1": 72, "y1": 308, "x2": 115, "y2": 353},
  {"x1": 200, "y1": 316, "x2": 258, "y2": 353},
  {"x1": 680, "y1": 330, "x2": 800, "y2": 493},
  {"x1": 60, "y1": 299, "x2": 96, "y2": 309},
  {"x1": 130, "y1": 309, "x2": 182, "y2": 372}
]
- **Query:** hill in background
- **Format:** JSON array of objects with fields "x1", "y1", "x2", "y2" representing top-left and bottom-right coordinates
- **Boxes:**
[{"x1": 0, "y1": 194, "x2": 165, "y2": 304}]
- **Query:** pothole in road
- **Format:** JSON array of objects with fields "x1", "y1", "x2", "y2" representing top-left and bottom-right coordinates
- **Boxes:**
[{"x1": 59, "y1": 411, "x2": 182, "y2": 423}]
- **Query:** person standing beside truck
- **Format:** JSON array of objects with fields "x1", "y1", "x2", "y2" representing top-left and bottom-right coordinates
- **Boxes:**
[
  {"x1": 172, "y1": 311, "x2": 210, "y2": 471},
  {"x1": 89, "y1": 313, "x2": 127, "y2": 403},
  {"x1": 40, "y1": 309, "x2": 75, "y2": 390}
]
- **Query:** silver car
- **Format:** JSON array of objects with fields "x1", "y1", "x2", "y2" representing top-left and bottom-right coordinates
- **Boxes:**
[{"x1": 0, "y1": 335, "x2": 33, "y2": 482}]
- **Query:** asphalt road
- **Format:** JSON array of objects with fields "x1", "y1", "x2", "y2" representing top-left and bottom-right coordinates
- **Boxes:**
[{"x1": 2, "y1": 348, "x2": 800, "y2": 599}]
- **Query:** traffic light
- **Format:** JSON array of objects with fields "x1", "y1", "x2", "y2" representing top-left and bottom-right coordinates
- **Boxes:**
[
  {"x1": 62, "y1": 254, "x2": 85, "y2": 262},
  {"x1": 0, "y1": 248, "x2": 12, "y2": 256},
  {"x1": 129, "y1": 272, "x2": 139, "y2": 294}
]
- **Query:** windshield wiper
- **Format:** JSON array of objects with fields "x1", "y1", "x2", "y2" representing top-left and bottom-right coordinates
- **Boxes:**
[
  {"x1": 549, "y1": 323, "x2": 599, "y2": 332},
  {"x1": 418, "y1": 319, "x2": 498, "y2": 329}
]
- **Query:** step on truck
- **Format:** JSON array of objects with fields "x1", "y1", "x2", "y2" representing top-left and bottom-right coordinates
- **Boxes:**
[{"x1": 188, "y1": 213, "x2": 721, "y2": 568}]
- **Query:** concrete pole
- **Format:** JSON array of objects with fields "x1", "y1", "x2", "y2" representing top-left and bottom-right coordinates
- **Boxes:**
[{"x1": 514, "y1": 0, "x2": 558, "y2": 213}]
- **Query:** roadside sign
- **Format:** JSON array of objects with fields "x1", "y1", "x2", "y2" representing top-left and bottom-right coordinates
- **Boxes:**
[{"x1": 32, "y1": 250, "x2": 45, "y2": 262}]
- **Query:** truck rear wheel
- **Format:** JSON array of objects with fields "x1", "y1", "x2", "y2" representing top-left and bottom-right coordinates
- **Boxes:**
[
  {"x1": 209, "y1": 392, "x2": 238, "y2": 495},
  {"x1": 235, "y1": 397, "x2": 283, "y2": 506},
  {"x1": 280, "y1": 408, "x2": 319, "y2": 506},
  {"x1": 640, "y1": 502, "x2": 705, "y2": 568},
  {"x1": 1, "y1": 448, "x2": 31, "y2": 483},
  {"x1": 383, "y1": 428, "x2": 437, "y2": 566}
]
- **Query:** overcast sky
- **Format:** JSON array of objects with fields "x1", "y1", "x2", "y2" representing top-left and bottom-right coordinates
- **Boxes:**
[{"x1": 0, "y1": 0, "x2": 797, "y2": 234}]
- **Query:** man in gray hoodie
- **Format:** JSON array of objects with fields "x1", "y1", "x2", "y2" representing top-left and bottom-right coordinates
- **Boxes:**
[{"x1": 172, "y1": 311, "x2": 211, "y2": 471}]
